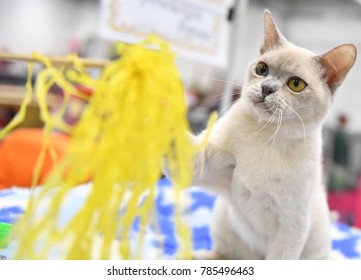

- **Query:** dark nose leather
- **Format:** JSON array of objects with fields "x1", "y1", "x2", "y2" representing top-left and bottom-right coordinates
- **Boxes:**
[{"x1": 262, "y1": 84, "x2": 275, "y2": 97}]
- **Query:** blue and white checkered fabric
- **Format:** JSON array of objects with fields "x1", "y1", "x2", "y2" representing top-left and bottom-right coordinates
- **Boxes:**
[{"x1": 1, "y1": 178, "x2": 360, "y2": 259}]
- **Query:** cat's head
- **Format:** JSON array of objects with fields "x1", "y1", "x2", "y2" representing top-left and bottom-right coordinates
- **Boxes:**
[{"x1": 243, "y1": 10, "x2": 357, "y2": 135}]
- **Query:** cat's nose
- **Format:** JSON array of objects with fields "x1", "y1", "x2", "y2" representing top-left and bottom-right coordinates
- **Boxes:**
[{"x1": 262, "y1": 84, "x2": 276, "y2": 97}]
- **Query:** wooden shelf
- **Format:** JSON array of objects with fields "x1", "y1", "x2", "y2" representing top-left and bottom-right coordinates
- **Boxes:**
[{"x1": 0, "y1": 84, "x2": 37, "y2": 106}]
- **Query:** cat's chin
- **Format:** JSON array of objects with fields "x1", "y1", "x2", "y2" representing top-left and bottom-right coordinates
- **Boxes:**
[
  {"x1": 254, "y1": 100, "x2": 268, "y2": 110},
  {"x1": 252, "y1": 101, "x2": 275, "y2": 120}
]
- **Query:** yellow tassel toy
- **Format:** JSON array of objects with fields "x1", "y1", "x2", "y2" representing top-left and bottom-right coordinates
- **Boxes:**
[{"x1": 0, "y1": 36, "x2": 216, "y2": 259}]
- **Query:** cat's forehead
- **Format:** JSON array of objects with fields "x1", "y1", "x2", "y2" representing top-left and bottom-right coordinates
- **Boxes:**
[{"x1": 259, "y1": 45, "x2": 319, "y2": 76}]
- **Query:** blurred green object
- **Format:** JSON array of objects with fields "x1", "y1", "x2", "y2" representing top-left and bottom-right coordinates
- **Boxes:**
[{"x1": 0, "y1": 222, "x2": 12, "y2": 248}]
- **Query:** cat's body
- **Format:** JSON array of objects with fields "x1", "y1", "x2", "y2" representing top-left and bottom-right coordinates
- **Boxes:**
[
  {"x1": 192, "y1": 102, "x2": 331, "y2": 259},
  {"x1": 184, "y1": 11, "x2": 357, "y2": 259}
]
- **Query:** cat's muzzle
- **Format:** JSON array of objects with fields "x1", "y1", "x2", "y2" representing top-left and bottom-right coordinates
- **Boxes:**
[{"x1": 261, "y1": 79, "x2": 280, "y2": 99}]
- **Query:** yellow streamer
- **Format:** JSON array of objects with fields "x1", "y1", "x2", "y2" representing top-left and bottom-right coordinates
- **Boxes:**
[
  {"x1": 0, "y1": 64, "x2": 33, "y2": 139},
  {"x1": 5, "y1": 35, "x2": 216, "y2": 259}
]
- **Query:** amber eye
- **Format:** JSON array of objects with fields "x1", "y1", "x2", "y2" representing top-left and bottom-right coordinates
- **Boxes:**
[
  {"x1": 255, "y1": 62, "x2": 269, "y2": 77},
  {"x1": 287, "y1": 77, "x2": 307, "y2": 92}
]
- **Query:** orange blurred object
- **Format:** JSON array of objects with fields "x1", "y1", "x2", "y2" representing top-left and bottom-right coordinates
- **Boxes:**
[{"x1": 0, "y1": 128, "x2": 71, "y2": 189}]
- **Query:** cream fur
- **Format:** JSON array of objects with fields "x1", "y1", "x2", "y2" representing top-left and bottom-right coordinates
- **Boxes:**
[{"x1": 186, "y1": 11, "x2": 357, "y2": 260}]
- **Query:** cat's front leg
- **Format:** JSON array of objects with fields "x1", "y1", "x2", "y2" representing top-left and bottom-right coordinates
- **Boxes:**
[
  {"x1": 266, "y1": 200, "x2": 311, "y2": 260},
  {"x1": 189, "y1": 132, "x2": 235, "y2": 187},
  {"x1": 163, "y1": 130, "x2": 235, "y2": 195}
]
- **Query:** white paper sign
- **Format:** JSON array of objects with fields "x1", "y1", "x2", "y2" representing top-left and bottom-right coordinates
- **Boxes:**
[{"x1": 98, "y1": 0, "x2": 233, "y2": 66}]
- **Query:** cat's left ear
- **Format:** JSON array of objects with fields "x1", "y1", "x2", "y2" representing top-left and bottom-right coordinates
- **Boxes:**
[
  {"x1": 260, "y1": 10, "x2": 288, "y2": 54},
  {"x1": 318, "y1": 44, "x2": 357, "y2": 92}
]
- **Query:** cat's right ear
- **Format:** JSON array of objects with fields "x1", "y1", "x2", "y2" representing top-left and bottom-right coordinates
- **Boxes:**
[
  {"x1": 260, "y1": 10, "x2": 288, "y2": 54},
  {"x1": 318, "y1": 44, "x2": 357, "y2": 92}
]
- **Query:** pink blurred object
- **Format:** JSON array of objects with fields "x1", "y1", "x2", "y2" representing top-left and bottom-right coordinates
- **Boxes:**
[{"x1": 328, "y1": 175, "x2": 361, "y2": 228}]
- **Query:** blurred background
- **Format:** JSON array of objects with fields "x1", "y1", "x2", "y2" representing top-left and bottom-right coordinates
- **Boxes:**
[{"x1": 0, "y1": 0, "x2": 361, "y2": 227}]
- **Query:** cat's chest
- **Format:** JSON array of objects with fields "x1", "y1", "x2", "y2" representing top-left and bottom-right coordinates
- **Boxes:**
[
  {"x1": 229, "y1": 178, "x2": 279, "y2": 237},
  {"x1": 230, "y1": 137, "x2": 316, "y2": 192},
  {"x1": 237, "y1": 141, "x2": 300, "y2": 170}
]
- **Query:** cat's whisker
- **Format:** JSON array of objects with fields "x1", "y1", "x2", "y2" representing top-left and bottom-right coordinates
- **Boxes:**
[
  {"x1": 210, "y1": 90, "x2": 238, "y2": 99},
  {"x1": 182, "y1": 74, "x2": 243, "y2": 88},
  {"x1": 208, "y1": 91, "x2": 239, "y2": 104},
  {"x1": 244, "y1": 107, "x2": 277, "y2": 142},
  {"x1": 260, "y1": 109, "x2": 283, "y2": 147},
  {"x1": 271, "y1": 110, "x2": 283, "y2": 147},
  {"x1": 218, "y1": 99, "x2": 238, "y2": 117},
  {"x1": 254, "y1": 106, "x2": 277, "y2": 134},
  {"x1": 285, "y1": 105, "x2": 307, "y2": 147}
]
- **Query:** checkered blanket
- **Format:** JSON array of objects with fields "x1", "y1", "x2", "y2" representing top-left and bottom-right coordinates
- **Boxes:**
[{"x1": 1, "y1": 178, "x2": 360, "y2": 259}]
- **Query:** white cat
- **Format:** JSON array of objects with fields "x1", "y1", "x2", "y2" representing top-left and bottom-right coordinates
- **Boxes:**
[{"x1": 187, "y1": 10, "x2": 357, "y2": 259}]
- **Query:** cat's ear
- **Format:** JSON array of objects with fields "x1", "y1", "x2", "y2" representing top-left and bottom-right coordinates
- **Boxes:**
[
  {"x1": 260, "y1": 10, "x2": 288, "y2": 54},
  {"x1": 318, "y1": 44, "x2": 357, "y2": 91}
]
